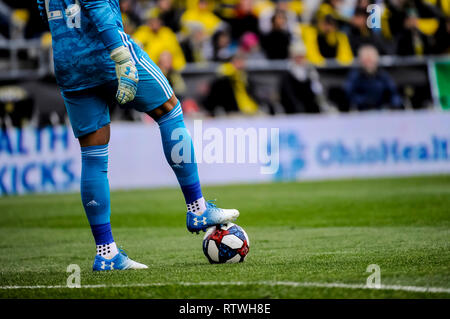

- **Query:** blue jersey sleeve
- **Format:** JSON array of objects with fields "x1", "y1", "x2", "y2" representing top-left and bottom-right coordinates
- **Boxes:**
[{"x1": 79, "y1": 0, "x2": 123, "y2": 52}]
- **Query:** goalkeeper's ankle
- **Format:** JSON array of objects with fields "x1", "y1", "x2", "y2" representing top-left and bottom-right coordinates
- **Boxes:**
[
  {"x1": 96, "y1": 242, "x2": 119, "y2": 260},
  {"x1": 187, "y1": 197, "x2": 207, "y2": 216}
]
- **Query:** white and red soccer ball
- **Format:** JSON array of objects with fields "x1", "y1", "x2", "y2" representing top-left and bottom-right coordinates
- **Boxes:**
[{"x1": 202, "y1": 223, "x2": 250, "y2": 263}]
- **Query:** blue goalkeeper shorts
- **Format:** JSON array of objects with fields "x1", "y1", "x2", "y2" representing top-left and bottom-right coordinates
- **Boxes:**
[{"x1": 62, "y1": 52, "x2": 174, "y2": 138}]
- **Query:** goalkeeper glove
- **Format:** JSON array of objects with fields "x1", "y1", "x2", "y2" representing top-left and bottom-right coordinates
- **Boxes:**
[{"x1": 110, "y1": 46, "x2": 139, "y2": 104}]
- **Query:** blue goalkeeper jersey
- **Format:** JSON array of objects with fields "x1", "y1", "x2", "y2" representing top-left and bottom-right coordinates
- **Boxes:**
[{"x1": 39, "y1": 0, "x2": 142, "y2": 92}]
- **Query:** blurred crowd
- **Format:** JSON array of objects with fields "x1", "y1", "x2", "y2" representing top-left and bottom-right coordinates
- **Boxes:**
[
  {"x1": 121, "y1": 0, "x2": 450, "y2": 64},
  {"x1": 1, "y1": 0, "x2": 449, "y2": 123},
  {"x1": 121, "y1": 0, "x2": 449, "y2": 116}
]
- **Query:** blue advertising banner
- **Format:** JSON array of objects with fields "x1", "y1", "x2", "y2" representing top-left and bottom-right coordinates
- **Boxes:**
[
  {"x1": 1, "y1": 110, "x2": 449, "y2": 196},
  {"x1": 0, "y1": 126, "x2": 80, "y2": 195}
]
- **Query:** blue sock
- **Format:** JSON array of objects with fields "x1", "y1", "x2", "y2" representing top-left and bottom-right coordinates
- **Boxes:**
[
  {"x1": 157, "y1": 102, "x2": 204, "y2": 207},
  {"x1": 90, "y1": 223, "x2": 114, "y2": 246},
  {"x1": 80, "y1": 144, "x2": 114, "y2": 246}
]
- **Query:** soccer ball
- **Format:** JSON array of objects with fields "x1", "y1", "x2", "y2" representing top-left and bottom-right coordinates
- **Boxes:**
[{"x1": 202, "y1": 223, "x2": 250, "y2": 264}]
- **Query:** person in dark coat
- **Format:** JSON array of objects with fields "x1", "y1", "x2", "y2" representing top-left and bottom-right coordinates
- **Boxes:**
[
  {"x1": 261, "y1": 9, "x2": 291, "y2": 60},
  {"x1": 279, "y1": 42, "x2": 324, "y2": 114},
  {"x1": 345, "y1": 45, "x2": 403, "y2": 111}
]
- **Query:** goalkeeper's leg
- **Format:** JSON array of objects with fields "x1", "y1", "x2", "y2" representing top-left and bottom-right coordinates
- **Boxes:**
[
  {"x1": 63, "y1": 86, "x2": 147, "y2": 271},
  {"x1": 147, "y1": 95, "x2": 239, "y2": 234},
  {"x1": 124, "y1": 51, "x2": 239, "y2": 233},
  {"x1": 78, "y1": 126, "x2": 147, "y2": 271}
]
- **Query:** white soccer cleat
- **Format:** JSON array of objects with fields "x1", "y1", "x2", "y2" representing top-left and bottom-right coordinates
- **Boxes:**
[
  {"x1": 93, "y1": 249, "x2": 148, "y2": 271},
  {"x1": 186, "y1": 200, "x2": 240, "y2": 234},
  {"x1": 126, "y1": 259, "x2": 148, "y2": 270}
]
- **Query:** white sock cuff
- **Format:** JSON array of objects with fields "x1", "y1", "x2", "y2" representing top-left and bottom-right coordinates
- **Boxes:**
[
  {"x1": 96, "y1": 242, "x2": 118, "y2": 259},
  {"x1": 187, "y1": 197, "x2": 206, "y2": 215}
]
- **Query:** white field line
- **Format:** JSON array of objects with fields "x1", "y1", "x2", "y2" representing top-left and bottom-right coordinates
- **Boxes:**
[{"x1": 1, "y1": 281, "x2": 449, "y2": 294}]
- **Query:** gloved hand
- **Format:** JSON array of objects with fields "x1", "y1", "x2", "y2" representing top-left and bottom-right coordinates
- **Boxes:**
[{"x1": 110, "y1": 46, "x2": 139, "y2": 104}]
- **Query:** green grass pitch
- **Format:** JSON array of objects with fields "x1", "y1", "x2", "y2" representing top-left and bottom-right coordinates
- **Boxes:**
[{"x1": 0, "y1": 175, "x2": 449, "y2": 299}]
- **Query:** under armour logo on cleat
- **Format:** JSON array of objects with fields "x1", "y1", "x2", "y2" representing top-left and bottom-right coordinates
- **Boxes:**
[
  {"x1": 101, "y1": 261, "x2": 114, "y2": 270},
  {"x1": 193, "y1": 217, "x2": 207, "y2": 226},
  {"x1": 86, "y1": 200, "x2": 100, "y2": 207}
]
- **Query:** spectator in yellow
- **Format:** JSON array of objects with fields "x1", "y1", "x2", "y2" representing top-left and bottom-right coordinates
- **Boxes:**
[
  {"x1": 181, "y1": 0, "x2": 224, "y2": 36},
  {"x1": 301, "y1": 14, "x2": 353, "y2": 65},
  {"x1": 133, "y1": 10, "x2": 186, "y2": 71},
  {"x1": 314, "y1": 0, "x2": 346, "y2": 24},
  {"x1": 203, "y1": 52, "x2": 260, "y2": 116},
  {"x1": 381, "y1": 0, "x2": 448, "y2": 55}
]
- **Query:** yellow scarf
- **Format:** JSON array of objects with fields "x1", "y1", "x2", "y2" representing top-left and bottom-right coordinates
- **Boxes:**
[{"x1": 220, "y1": 63, "x2": 259, "y2": 114}]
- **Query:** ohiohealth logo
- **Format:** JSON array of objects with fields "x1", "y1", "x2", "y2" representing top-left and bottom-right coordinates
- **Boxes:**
[{"x1": 316, "y1": 136, "x2": 449, "y2": 166}]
